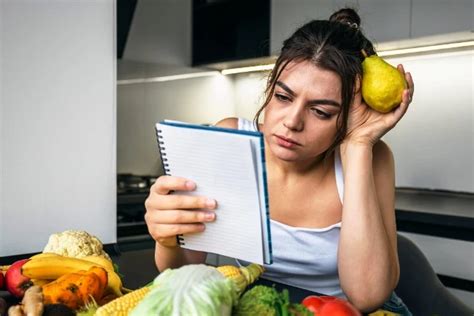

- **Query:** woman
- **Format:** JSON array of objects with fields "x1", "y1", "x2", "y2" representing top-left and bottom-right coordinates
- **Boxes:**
[{"x1": 144, "y1": 8, "x2": 414, "y2": 314}]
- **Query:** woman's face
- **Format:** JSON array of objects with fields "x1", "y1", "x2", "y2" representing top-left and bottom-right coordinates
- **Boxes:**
[{"x1": 262, "y1": 60, "x2": 342, "y2": 162}]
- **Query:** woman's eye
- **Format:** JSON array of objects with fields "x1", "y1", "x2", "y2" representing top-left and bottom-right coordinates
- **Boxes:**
[
  {"x1": 311, "y1": 108, "x2": 331, "y2": 119},
  {"x1": 275, "y1": 94, "x2": 290, "y2": 102}
]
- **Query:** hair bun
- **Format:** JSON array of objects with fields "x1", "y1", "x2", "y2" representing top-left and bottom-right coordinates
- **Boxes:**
[{"x1": 329, "y1": 8, "x2": 361, "y2": 29}]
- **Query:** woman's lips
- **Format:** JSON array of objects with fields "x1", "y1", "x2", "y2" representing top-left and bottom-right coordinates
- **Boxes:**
[{"x1": 274, "y1": 135, "x2": 302, "y2": 148}]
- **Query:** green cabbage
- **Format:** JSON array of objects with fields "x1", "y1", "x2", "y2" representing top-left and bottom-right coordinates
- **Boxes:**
[{"x1": 130, "y1": 264, "x2": 238, "y2": 316}]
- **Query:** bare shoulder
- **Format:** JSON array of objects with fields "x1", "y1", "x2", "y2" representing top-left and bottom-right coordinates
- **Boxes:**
[
  {"x1": 215, "y1": 117, "x2": 238, "y2": 129},
  {"x1": 373, "y1": 140, "x2": 394, "y2": 174},
  {"x1": 373, "y1": 140, "x2": 393, "y2": 157}
]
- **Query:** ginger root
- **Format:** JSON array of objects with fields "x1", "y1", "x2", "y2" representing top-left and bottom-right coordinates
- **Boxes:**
[
  {"x1": 22, "y1": 286, "x2": 43, "y2": 316},
  {"x1": 7, "y1": 285, "x2": 43, "y2": 316}
]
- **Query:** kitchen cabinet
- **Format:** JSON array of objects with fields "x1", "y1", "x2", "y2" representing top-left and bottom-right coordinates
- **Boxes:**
[
  {"x1": 271, "y1": 0, "x2": 355, "y2": 55},
  {"x1": 192, "y1": 0, "x2": 270, "y2": 66},
  {"x1": 271, "y1": 0, "x2": 472, "y2": 57},
  {"x1": 271, "y1": 0, "x2": 411, "y2": 55},
  {"x1": 411, "y1": 0, "x2": 473, "y2": 38},
  {"x1": 358, "y1": 0, "x2": 411, "y2": 43}
]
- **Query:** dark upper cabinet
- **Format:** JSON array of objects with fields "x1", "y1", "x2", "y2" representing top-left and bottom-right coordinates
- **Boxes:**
[
  {"x1": 192, "y1": 0, "x2": 270, "y2": 66},
  {"x1": 117, "y1": 0, "x2": 138, "y2": 59}
]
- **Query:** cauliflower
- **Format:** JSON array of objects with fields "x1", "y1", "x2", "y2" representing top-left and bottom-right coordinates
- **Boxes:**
[{"x1": 43, "y1": 230, "x2": 110, "y2": 260}]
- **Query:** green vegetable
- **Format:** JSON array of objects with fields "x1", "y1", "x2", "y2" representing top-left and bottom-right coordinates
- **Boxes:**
[
  {"x1": 130, "y1": 264, "x2": 238, "y2": 316},
  {"x1": 288, "y1": 303, "x2": 314, "y2": 316},
  {"x1": 233, "y1": 285, "x2": 312, "y2": 316}
]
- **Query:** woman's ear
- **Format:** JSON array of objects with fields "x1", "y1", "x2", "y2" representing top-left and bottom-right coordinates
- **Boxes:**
[{"x1": 354, "y1": 75, "x2": 362, "y2": 94}]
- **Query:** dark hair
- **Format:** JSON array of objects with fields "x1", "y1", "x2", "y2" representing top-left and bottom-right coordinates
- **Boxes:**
[{"x1": 254, "y1": 8, "x2": 375, "y2": 157}]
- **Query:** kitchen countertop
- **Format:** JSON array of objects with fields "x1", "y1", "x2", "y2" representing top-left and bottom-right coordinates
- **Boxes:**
[
  {"x1": 395, "y1": 188, "x2": 472, "y2": 218},
  {"x1": 116, "y1": 188, "x2": 474, "y2": 243},
  {"x1": 394, "y1": 188, "x2": 473, "y2": 241}
]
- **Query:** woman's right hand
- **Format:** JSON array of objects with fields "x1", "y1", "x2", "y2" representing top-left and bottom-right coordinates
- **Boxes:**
[{"x1": 144, "y1": 175, "x2": 217, "y2": 247}]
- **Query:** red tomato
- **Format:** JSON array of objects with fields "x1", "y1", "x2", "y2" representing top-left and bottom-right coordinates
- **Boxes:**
[
  {"x1": 319, "y1": 300, "x2": 361, "y2": 316},
  {"x1": 302, "y1": 295, "x2": 325, "y2": 313},
  {"x1": 302, "y1": 295, "x2": 361, "y2": 316}
]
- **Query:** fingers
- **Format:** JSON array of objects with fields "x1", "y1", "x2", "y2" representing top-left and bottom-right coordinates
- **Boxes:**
[
  {"x1": 147, "y1": 209, "x2": 216, "y2": 224},
  {"x1": 148, "y1": 223, "x2": 207, "y2": 245},
  {"x1": 398, "y1": 64, "x2": 414, "y2": 100},
  {"x1": 144, "y1": 175, "x2": 218, "y2": 244},
  {"x1": 152, "y1": 175, "x2": 196, "y2": 195},
  {"x1": 405, "y1": 71, "x2": 414, "y2": 99},
  {"x1": 389, "y1": 89, "x2": 410, "y2": 125},
  {"x1": 398, "y1": 89, "x2": 411, "y2": 116},
  {"x1": 145, "y1": 206, "x2": 216, "y2": 244},
  {"x1": 147, "y1": 193, "x2": 217, "y2": 210}
]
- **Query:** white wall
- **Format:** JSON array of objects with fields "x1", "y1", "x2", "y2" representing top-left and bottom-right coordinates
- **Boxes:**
[
  {"x1": 383, "y1": 50, "x2": 473, "y2": 192},
  {"x1": 117, "y1": 75, "x2": 235, "y2": 175},
  {"x1": 233, "y1": 72, "x2": 268, "y2": 120},
  {"x1": 0, "y1": 1, "x2": 3, "y2": 247},
  {"x1": 0, "y1": 1, "x2": 116, "y2": 256}
]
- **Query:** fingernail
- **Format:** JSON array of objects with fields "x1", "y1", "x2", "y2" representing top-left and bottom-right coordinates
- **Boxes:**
[
  {"x1": 206, "y1": 198, "x2": 216, "y2": 208},
  {"x1": 205, "y1": 212, "x2": 215, "y2": 221},
  {"x1": 185, "y1": 181, "x2": 196, "y2": 190}
]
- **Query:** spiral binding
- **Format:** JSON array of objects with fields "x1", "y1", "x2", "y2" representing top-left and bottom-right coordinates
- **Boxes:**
[
  {"x1": 156, "y1": 129, "x2": 171, "y2": 175},
  {"x1": 157, "y1": 127, "x2": 184, "y2": 246},
  {"x1": 176, "y1": 235, "x2": 185, "y2": 246}
]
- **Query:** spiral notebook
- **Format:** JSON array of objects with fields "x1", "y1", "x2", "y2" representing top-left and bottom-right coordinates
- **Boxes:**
[{"x1": 156, "y1": 120, "x2": 272, "y2": 265}]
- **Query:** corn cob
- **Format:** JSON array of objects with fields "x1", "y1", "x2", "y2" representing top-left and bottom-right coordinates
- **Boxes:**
[
  {"x1": 216, "y1": 263, "x2": 264, "y2": 295},
  {"x1": 94, "y1": 286, "x2": 151, "y2": 316}
]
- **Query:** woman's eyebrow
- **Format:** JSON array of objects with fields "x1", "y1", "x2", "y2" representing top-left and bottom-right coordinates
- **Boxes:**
[
  {"x1": 308, "y1": 99, "x2": 341, "y2": 107},
  {"x1": 276, "y1": 81, "x2": 340, "y2": 107},
  {"x1": 276, "y1": 81, "x2": 296, "y2": 96}
]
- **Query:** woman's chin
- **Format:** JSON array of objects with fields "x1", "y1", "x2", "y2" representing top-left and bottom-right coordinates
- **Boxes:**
[{"x1": 270, "y1": 147, "x2": 300, "y2": 161}]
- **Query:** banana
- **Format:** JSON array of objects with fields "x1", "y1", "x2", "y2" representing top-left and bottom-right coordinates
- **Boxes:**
[
  {"x1": 79, "y1": 255, "x2": 123, "y2": 296},
  {"x1": 29, "y1": 252, "x2": 60, "y2": 259},
  {"x1": 31, "y1": 278, "x2": 53, "y2": 286},
  {"x1": 81, "y1": 255, "x2": 115, "y2": 272},
  {"x1": 21, "y1": 256, "x2": 124, "y2": 296}
]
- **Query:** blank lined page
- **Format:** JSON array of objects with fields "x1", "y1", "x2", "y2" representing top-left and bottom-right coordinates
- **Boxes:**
[{"x1": 157, "y1": 123, "x2": 266, "y2": 264}]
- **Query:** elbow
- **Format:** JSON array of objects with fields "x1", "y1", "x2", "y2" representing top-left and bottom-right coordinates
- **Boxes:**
[
  {"x1": 346, "y1": 290, "x2": 392, "y2": 313},
  {"x1": 345, "y1": 275, "x2": 399, "y2": 314}
]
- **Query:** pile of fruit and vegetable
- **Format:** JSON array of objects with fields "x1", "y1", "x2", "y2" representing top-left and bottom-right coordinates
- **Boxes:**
[{"x1": 0, "y1": 230, "x2": 391, "y2": 316}]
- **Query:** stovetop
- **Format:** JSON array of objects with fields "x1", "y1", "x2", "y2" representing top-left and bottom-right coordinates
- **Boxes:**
[
  {"x1": 117, "y1": 174, "x2": 159, "y2": 237},
  {"x1": 117, "y1": 173, "x2": 158, "y2": 195}
]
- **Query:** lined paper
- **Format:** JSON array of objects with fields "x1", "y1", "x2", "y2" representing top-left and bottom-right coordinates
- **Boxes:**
[{"x1": 156, "y1": 121, "x2": 271, "y2": 264}]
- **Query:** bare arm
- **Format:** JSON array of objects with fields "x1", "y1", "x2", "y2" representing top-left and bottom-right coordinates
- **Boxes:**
[
  {"x1": 338, "y1": 140, "x2": 399, "y2": 312},
  {"x1": 153, "y1": 242, "x2": 207, "y2": 272},
  {"x1": 338, "y1": 67, "x2": 413, "y2": 311}
]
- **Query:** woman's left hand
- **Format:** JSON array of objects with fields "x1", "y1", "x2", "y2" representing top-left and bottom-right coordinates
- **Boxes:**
[{"x1": 345, "y1": 65, "x2": 414, "y2": 146}]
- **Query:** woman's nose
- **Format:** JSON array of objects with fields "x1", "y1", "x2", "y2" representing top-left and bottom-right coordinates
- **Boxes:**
[{"x1": 283, "y1": 105, "x2": 304, "y2": 131}]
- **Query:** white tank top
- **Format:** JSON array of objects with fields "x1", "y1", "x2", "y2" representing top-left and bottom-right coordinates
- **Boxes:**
[{"x1": 237, "y1": 118, "x2": 345, "y2": 297}]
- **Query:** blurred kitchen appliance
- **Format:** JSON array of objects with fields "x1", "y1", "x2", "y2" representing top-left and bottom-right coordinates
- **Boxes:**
[{"x1": 117, "y1": 174, "x2": 158, "y2": 237}]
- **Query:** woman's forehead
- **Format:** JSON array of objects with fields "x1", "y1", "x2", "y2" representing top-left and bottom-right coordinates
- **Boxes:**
[{"x1": 277, "y1": 60, "x2": 342, "y2": 95}]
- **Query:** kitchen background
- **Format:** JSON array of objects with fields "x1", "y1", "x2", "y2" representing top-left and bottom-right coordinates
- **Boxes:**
[{"x1": 1, "y1": 0, "x2": 473, "y2": 309}]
